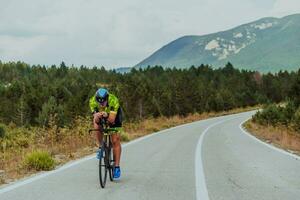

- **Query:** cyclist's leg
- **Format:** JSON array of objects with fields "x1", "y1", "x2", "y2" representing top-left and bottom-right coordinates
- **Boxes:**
[
  {"x1": 93, "y1": 114, "x2": 103, "y2": 147},
  {"x1": 111, "y1": 133, "x2": 121, "y2": 166},
  {"x1": 111, "y1": 108, "x2": 122, "y2": 167}
]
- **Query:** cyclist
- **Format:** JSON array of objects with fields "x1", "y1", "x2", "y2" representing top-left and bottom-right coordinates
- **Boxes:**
[{"x1": 89, "y1": 88, "x2": 122, "y2": 179}]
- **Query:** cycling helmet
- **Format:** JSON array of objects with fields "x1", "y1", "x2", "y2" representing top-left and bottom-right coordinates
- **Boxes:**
[{"x1": 95, "y1": 88, "x2": 108, "y2": 104}]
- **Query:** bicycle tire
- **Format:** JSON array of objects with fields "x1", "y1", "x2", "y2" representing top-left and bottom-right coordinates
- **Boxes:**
[
  {"x1": 108, "y1": 147, "x2": 115, "y2": 181},
  {"x1": 99, "y1": 145, "x2": 107, "y2": 188}
]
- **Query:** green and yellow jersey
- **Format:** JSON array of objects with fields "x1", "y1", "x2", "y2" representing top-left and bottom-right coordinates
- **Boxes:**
[{"x1": 89, "y1": 93, "x2": 120, "y2": 114}]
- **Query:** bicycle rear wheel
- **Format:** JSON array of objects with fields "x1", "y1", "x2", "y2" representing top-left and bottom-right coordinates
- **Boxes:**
[{"x1": 99, "y1": 147, "x2": 107, "y2": 188}]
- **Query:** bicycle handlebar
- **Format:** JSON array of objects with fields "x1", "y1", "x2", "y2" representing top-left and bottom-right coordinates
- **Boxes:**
[
  {"x1": 89, "y1": 128, "x2": 102, "y2": 134},
  {"x1": 89, "y1": 116, "x2": 116, "y2": 134}
]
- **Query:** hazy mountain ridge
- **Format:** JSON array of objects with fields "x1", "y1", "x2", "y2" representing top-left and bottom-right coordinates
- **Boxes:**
[{"x1": 135, "y1": 14, "x2": 300, "y2": 72}]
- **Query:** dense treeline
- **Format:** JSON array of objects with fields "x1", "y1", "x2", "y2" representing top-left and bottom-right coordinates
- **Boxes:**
[
  {"x1": 0, "y1": 61, "x2": 299, "y2": 128},
  {"x1": 253, "y1": 73, "x2": 300, "y2": 131}
]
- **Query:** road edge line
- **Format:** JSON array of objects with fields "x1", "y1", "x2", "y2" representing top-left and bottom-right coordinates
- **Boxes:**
[
  {"x1": 0, "y1": 117, "x2": 215, "y2": 194},
  {"x1": 239, "y1": 119, "x2": 300, "y2": 160},
  {"x1": 0, "y1": 112, "x2": 249, "y2": 194},
  {"x1": 0, "y1": 154, "x2": 95, "y2": 194}
]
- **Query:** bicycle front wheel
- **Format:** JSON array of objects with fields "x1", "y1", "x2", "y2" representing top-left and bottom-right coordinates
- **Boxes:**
[
  {"x1": 99, "y1": 149, "x2": 107, "y2": 188},
  {"x1": 108, "y1": 147, "x2": 115, "y2": 182}
]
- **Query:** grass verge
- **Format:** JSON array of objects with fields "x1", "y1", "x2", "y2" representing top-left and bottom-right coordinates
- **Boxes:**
[
  {"x1": 0, "y1": 105, "x2": 259, "y2": 185},
  {"x1": 244, "y1": 120, "x2": 300, "y2": 156}
]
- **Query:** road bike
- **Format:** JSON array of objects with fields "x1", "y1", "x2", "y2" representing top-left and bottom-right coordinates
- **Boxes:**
[{"x1": 89, "y1": 118, "x2": 117, "y2": 188}]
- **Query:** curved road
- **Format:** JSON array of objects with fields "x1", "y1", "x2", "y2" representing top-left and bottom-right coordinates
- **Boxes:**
[{"x1": 1, "y1": 111, "x2": 300, "y2": 200}]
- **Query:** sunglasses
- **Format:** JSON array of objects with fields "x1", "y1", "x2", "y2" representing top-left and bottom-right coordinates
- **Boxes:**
[{"x1": 96, "y1": 96, "x2": 107, "y2": 104}]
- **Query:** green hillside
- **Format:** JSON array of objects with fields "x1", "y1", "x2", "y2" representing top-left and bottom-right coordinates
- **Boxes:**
[{"x1": 135, "y1": 14, "x2": 300, "y2": 72}]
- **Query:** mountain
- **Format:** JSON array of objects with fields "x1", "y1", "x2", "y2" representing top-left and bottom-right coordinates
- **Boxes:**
[{"x1": 135, "y1": 14, "x2": 300, "y2": 72}]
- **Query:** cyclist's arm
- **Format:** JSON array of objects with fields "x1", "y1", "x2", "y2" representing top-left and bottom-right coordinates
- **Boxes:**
[
  {"x1": 89, "y1": 96, "x2": 99, "y2": 114},
  {"x1": 107, "y1": 96, "x2": 120, "y2": 124},
  {"x1": 108, "y1": 111, "x2": 117, "y2": 124}
]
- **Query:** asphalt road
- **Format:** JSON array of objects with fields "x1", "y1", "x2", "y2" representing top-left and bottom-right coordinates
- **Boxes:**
[{"x1": 1, "y1": 111, "x2": 299, "y2": 200}]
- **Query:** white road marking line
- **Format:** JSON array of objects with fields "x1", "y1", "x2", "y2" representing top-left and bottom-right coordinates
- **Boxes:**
[
  {"x1": 195, "y1": 116, "x2": 239, "y2": 200},
  {"x1": 239, "y1": 118, "x2": 300, "y2": 161}
]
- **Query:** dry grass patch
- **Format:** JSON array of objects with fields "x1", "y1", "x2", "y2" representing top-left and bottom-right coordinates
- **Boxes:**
[
  {"x1": 0, "y1": 116, "x2": 96, "y2": 184},
  {"x1": 0, "y1": 105, "x2": 259, "y2": 185},
  {"x1": 245, "y1": 121, "x2": 300, "y2": 155}
]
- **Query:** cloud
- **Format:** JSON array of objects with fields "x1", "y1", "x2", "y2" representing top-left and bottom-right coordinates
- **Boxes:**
[
  {"x1": 270, "y1": 0, "x2": 300, "y2": 16},
  {"x1": 0, "y1": 0, "x2": 298, "y2": 68},
  {"x1": 0, "y1": 35, "x2": 47, "y2": 61}
]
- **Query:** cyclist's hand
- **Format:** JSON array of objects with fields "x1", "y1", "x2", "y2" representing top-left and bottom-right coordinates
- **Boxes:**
[
  {"x1": 99, "y1": 111, "x2": 108, "y2": 118},
  {"x1": 93, "y1": 112, "x2": 102, "y2": 119}
]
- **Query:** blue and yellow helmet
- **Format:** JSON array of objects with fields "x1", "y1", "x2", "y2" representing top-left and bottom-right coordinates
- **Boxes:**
[{"x1": 96, "y1": 88, "x2": 108, "y2": 103}]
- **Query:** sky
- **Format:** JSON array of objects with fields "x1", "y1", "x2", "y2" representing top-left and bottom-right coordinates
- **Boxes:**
[{"x1": 0, "y1": 0, "x2": 300, "y2": 69}]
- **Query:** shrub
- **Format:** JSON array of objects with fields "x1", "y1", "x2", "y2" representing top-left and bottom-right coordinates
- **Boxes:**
[
  {"x1": 252, "y1": 104, "x2": 284, "y2": 125},
  {"x1": 293, "y1": 107, "x2": 300, "y2": 131},
  {"x1": 16, "y1": 136, "x2": 30, "y2": 148},
  {"x1": 0, "y1": 124, "x2": 5, "y2": 138},
  {"x1": 24, "y1": 150, "x2": 55, "y2": 171},
  {"x1": 281, "y1": 101, "x2": 297, "y2": 125}
]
